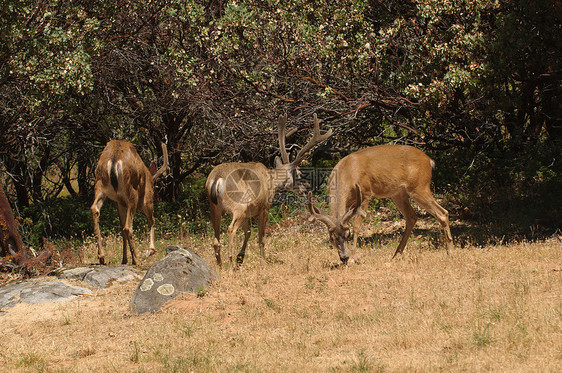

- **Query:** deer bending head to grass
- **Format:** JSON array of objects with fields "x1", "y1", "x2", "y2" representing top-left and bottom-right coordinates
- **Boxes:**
[
  {"x1": 91, "y1": 140, "x2": 168, "y2": 265},
  {"x1": 308, "y1": 145, "x2": 454, "y2": 264},
  {"x1": 206, "y1": 113, "x2": 332, "y2": 267}
]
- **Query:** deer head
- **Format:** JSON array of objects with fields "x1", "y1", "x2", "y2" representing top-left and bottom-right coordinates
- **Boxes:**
[
  {"x1": 308, "y1": 184, "x2": 366, "y2": 264},
  {"x1": 273, "y1": 113, "x2": 332, "y2": 194}
]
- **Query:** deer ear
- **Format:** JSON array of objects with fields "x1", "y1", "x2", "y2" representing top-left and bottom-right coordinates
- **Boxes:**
[
  {"x1": 308, "y1": 203, "x2": 323, "y2": 222},
  {"x1": 341, "y1": 203, "x2": 365, "y2": 225},
  {"x1": 353, "y1": 184, "x2": 366, "y2": 218},
  {"x1": 274, "y1": 156, "x2": 283, "y2": 168},
  {"x1": 342, "y1": 185, "x2": 366, "y2": 224}
]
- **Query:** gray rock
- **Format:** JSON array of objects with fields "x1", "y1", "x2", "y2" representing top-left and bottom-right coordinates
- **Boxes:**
[
  {"x1": 59, "y1": 267, "x2": 94, "y2": 281},
  {"x1": 130, "y1": 245, "x2": 219, "y2": 314},
  {"x1": 0, "y1": 281, "x2": 34, "y2": 309},
  {"x1": 59, "y1": 266, "x2": 142, "y2": 289},
  {"x1": 0, "y1": 279, "x2": 92, "y2": 310},
  {"x1": 83, "y1": 266, "x2": 141, "y2": 288},
  {"x1": 0, "y1": 266, "x2": 142, "y2": 313},
  {"x1": 20, "y1": 281, "x2": 92, "y2": 303}
]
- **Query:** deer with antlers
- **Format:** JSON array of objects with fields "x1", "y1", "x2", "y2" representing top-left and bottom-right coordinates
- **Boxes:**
[
  {"x1": 91, "y1": 140, "x2": 168, "y2": 265},
  {"x1": 308, "y1": 145, "x2": 454, "y2": 264},
  {"x1": 206, "y1": 113, "x2": 332, "y2": 266}
]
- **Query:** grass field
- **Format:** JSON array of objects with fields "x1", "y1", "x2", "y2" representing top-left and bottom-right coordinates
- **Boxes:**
[{"x1": 0, "y1": 215, "x2": 560, "y2": 372}]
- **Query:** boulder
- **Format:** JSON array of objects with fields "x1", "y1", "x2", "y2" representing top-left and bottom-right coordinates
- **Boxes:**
[
  {"x1": 0, "y1": 266, "x2": 142, "y2": 312},
  {"x1": 0, "y1": 279, "x2": 92, "y2": 310},
  {"x1": 130, "y1": 245, "x2": 219, "y2": 314},
  {"x1": 59, "y1": 266, "x2": 93, "y2": 281},
  {"x1": 59, "y1": 266, "x2": 142, "y2": 289}
]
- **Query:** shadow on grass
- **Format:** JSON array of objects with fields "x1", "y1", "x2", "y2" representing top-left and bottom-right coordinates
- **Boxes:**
[{"x1": 355, "y1": 216, "x2": 560, "y2": 252}]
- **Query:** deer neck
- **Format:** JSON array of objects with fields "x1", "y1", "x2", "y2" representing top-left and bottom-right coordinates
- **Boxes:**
[
  {"x1": 267, "y1": 166, "x2": 292, "y2": 194},
  {"x1": 328, "y1": 180, "x2": 350, "y2": 219}
]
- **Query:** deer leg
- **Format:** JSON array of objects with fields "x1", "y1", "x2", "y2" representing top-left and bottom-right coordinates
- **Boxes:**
[
  {"x1": 209, "y1": 203, "x2": 222, "y2": 266},
  {"x1": 236, "y1": 219, "x2": 251, "y2": 265},
  {"x1": 116, "y1": 203, "x2": 128, "y2": 264},
  {"x1": 391, "y1": 190, "x2": 418, "y2": 258},
  {"x1": 257, "y1": 208, "x2": 268, "y2": 259},
  {"x1": 227, "y1": 215, "x2": 245, "y2": 265},
  {"x1": 123, "y1": 202, "x2": 138, "y2": 265},
  {"x1": 410, "y1": 189, "x2": 454, "y2": 253},
  {"x1": 91, "y1": 186, "x2": 106, "y2": 265}
]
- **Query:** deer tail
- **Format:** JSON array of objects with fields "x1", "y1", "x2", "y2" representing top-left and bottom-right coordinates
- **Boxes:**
[
  {"x1": 107, "y1": 158, "x2": 122, "y2": 190},
  {"x1": 209, "y1": 177, "x2": 224, "y2": 205}
]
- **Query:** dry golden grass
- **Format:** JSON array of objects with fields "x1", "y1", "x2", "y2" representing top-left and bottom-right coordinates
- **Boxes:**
[{"x1": 0, "y1": 218, "x2": 561, "y2": 372}]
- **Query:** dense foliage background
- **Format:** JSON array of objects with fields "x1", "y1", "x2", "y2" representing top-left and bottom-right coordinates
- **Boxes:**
[{"x1": 1, "y1": 0, "x2": 560, "y2": 247}]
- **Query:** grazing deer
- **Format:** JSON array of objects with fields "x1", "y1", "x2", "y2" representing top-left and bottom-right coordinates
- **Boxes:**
[
  {"x1": 0, "y1": 179, "x2": 26, "y2": 264},
  {"x1": 308, "y1": 145, "x2": 454, "y2": 263},
  {"x1": 206, "y1": 114, "x2": 332, "y2": 266},
  {"x1": 91, "y1": 140, "x2": 168, "y2": 265}
]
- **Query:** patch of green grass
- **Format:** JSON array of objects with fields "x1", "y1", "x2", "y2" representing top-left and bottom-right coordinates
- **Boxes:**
[
  {"x1": 158, "y1": 350, "x2": 213, "y2": 373},
  {"x1": 264, "y1": 298, "x2": 281, "y2": 313},
  {"x1": 473, "y1": 321, "x2": 493, "y2": 347},
  {"x1": 16, "y1": 352, "x2": 47, "y2": 371},
  {"x1": 342, "y1": 349, "x2": 385, "y2": 372},
  {"x1": 130, "y1": 341, "x2": 141, "y2": 363},
  {"x1": 488, "y1": 303, "x2": 504, "y2": 321},
  {"x1": 62, "y1": 311, "x2": 71, "y2": 326},
  {"x1": 180, "y1": 320, "x2": 200, "y2": 338}
]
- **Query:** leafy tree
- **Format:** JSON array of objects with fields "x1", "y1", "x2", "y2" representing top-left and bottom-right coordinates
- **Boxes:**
[
  {"x1": 0, "y1": 0, "x2": 559, "y2": 242},
  {"x1": 0, "y1": 0, "x2": 100, "y2": 206}
]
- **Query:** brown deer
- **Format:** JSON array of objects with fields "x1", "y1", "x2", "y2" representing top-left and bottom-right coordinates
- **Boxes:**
[
  {"x1": 0, "y1": 179, "x2": 26, "y2": 264},
  {"x1": 308, "y1": 145, "x2": 454, "y2": 264},
  {"x1": 206, "y1": 113, "x2": 332, "y2": 266},
  {"x1": 91, "y1": 140, "x2": 168, "y2": 265}
]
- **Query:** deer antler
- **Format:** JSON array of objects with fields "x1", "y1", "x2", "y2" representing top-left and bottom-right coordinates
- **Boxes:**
[
  {"x1": 291, "y1": 113, "x2": 333, "y2": 166},
  {"x1": 152, "y1": 142, "x2": 169, "y2": 181},
  {"x1": 308, "y1": 191, "x2": 337, "y2": 229},
  {"x1": 277, "y1": 113, "x2": 297, "y2": 164}
]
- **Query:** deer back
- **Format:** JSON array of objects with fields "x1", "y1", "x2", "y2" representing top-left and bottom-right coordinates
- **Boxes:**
[
  {"x1": 95, "y1": 140, "x2": 153, "y2": 204},
  {"x1": 329, "y1": 145, "x2": 435, "y2": 216},
  {"x1": 206, "y1": 162, "x2": 273, "y2": 215}
]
